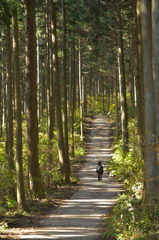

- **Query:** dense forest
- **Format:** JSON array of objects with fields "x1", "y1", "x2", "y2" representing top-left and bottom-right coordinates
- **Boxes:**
[{"x1": 0, "y1": 0, "x2": 159, "y2": 239}]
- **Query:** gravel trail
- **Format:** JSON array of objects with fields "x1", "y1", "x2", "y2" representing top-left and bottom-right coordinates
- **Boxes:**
[{"x1": 20, "y1": 115, "x2": 123, "y2": 240}]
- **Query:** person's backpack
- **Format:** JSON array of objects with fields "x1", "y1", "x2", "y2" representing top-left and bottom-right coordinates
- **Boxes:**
[{"x1": 96, "y1": 165, "x2": 103, "y2": 173}]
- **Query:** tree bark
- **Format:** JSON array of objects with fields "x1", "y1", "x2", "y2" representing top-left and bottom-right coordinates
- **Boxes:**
[
  {"x1": 79, "y1": 38, "x2": 84, "y2": 146},
  {"x1": 141, "y1": 0, "x2": 158, "y2": 211},
  {"x1": 24, "y1": 0, "x2": 45, "y2": 199},
  {"x1": 2, "y1": 32, "x2": 6, "y2": 129},
  {"x1": 46, "y1": 0, "x2": 50, "y2": 131},
  {"x1": 116, "y1": 3, "x2": 128, "y2": 153},
  {"x1": 51, "y1": 0, "x2": 70, "y2": 183},
  {"x1": 61, "y1": 0, "x2": 71, "y2": 174},
  {"x1": 114, "y1": 63, "x2": 119, "y2": 140},
  {"x1": 71, "y1": 37, "x2": 76, "y2": 157},
  {"x1": 0, "y1": 32, "x2": 3, "y2": 139},
  {"x1": 6, "y1": 23, "x2": 14, "y2": 171},
  {"x1": 13, "y1": 7, "x2": 28, "y2": 211},
  {"x1": 152, "y1": 0, "x2": 159, "y2": 193},
  {"x1": 33, "y1": 0, "x2": 38, "y2": 143},
  {"x1": 134, "y1": 0, "x2": 144, "y2": 159}
]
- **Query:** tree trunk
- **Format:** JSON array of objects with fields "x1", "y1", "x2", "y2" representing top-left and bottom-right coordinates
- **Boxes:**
[
  {"x1": 89, "y1": 69, "x2": 92, "y2": 110},
  {"x1": 102, "y1": 79, "x2": 105, "y2": 113},
  {"x1": 13, "y1": 7, "x2": 28, "y2": 211},
  {"x1": 83, "y1": 76, "x2": 87, "y2": 114},
  {"x1": 71, "y1": 36, "x2": 76, "y2": 157},
  {"x1": 0, "y1": 32, "x2": 3, "y2": 139},
  {"x1": 50, "y1": 0, "x2": 70, "y2": 183},
  {"x1": 50, "y1": 19, "x2": 55, "y2": 143},
  {"x1": 46, "y1": 0, "x2": 50, "y2": 131},
  {"x1": 24, "y1": 0, "x2": 45, "y2": 199},
  {"x1": 152, "y1": 0, "x2": 159, "y2": 196},
  {"x1": 116, "y1": 3, "x2": 128, "y2": 153},
  {"x1": 137, "y1": 0, "x2": 144, "y2": 132},
  {"x1": 141, "y1": 0, "x2": 158, "y2": 211},
  {"x1": 68, "y1": 54, "x2": 72, "y2": 123},
  {"x1": 6, "y1": 23, "x2": 14, "y2": 171},
  {"x1": 114, "y1": 63, "x2": 119, "y2": 140},
  {"x1": 134, "y1": 0, "x2": 143, "y2": 159},
  {"x1": 61, "y1": 0, "x2": 70, "y2": 174},
  {"x1": 79, "y1": 38, "x2": 84, "y2": 146},
  {"x1": 37, "y1": 31, "x2": 40, "y2": 123},
  {"x1": 33, "y1": 0, "x2": 38, "y2": 144},
  {"x1": 2, "y1": 31, "x2": 6, "y2": 129}
]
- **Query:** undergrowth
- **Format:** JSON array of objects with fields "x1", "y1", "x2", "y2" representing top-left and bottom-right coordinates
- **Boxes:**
[
  {"x1": 103, "y1": 107, "x2": 159, "y2": 239},
  {"x1": 0, "y1": 108, "x2": 88, "y2": 227}
]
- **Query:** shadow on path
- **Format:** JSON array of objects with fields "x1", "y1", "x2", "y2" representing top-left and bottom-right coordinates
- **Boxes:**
[{"x1": 20, "y1": 115, "x2": 123, "y2": 240}]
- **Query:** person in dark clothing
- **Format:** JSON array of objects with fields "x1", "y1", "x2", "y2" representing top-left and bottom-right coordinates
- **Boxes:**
[{"x1": 96, "y1": 161, "x2": 103, "y2": 182}]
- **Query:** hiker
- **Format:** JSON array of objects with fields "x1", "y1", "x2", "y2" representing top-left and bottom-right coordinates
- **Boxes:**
[{"x1": 96, "y1": 161, "x2": 103, "y2": 182}]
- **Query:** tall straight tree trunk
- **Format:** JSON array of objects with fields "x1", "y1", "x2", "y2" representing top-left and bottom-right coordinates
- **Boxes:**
[
  {"x1": 37, "y1": 31, "x2": 40, "y2": 123},
  {"x1": 3, "y1": 56, "x2": 6, "y2": 126},
  {"x1": 33, "y1": 0, "x2": 38, "y2": 144},
  {"x1": 137, "y1": 0, "x2": 144, "y2": 130},
  {"x1": 134, "y1": 0, "x2": 143, "y2": 159},
  {"x1": 6, "y1": 23, "x2": 14, "y2": 171},
  {"x1": 89, "y1": 69, "x2": 92, "y2": 110},
  {"x1": 68, "y1": 51, "x2": 72, "y2": 123},
  {"x1": 46, "y1": 0, "x2": 50, "y2": 130},
  {"x1": 83, "y1": 76, "x2": 87, "y2": 114},
  {"x1": 116, "y1": 4, "x2": 128, "y2": 153},
  {"x1": 2, "y1": 31, "x2": 5, "y2": 129},
  {"x1": 78, "y1": 39, "x2": 84, "y2": 146},
  {"x1": 46, "y1": 0, "x2": 53, "y2": 188},
  {"x1": 13, "y1": 7, "x2": 27, "y2": 211},
  {"x1": 107, "y1": 77, "x2": 110, "y2": 112},
  {"x1": 114, "y1": 63, "x2": 119, "y2": 140},
  {"x1": 51, "y1": 1, "x2": 70, "y2": 183},
  {"x1": 46, "y1": 1, "x2": 51, "y2": 140},
  {"x1": 152, "y1": 0, "x2": 159, "y2": 195},
  {"x1": 0, "y1": 33, "x2": 2, "y2": 139},
  {"x1": 141, "y1": 0, "x2": 157, "y2": 211},
  {"x1": 102, "y1": 79, "x2": 105, "y2": 113},
  {"x1": 40, "y1": 32, "x2": 45, "y2": 118},
  {"x1": 24, "y1": 0, "x2": 45, "y2": 199},
  {"x1": 71, "y1": 36, "x2": 76, "y2": 157},
  {"x1": 49, "y1": 19, "x2": 55, "y2": 142},
  {"x1": 61, "y1": 0, "x2": 70, "y2": 174}
]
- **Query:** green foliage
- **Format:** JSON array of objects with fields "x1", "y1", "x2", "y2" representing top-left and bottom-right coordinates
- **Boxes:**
[
  {"x1": 94, "y1": 96, "x2": 104, "y2": 114},
  {"x1": 74, "y1": 146, "x2": 85, "y2": 158},
  {"x1": 70, "y1": 174, "x2": 78, "y2": 184},
  {"x1": 0, "y1": 101, "x2": 86, "y2": 213},
  {"x1": 0, "y1": 201, "x2": 5, "y2": 213},
  {"x1": 108, "y1": 118, "x2": 144, "y2": 193},
  {"x1": 0, "y1": 222, "x2": 8, "y2": 231},
  {"x1": 103, "y1": 117, "x2": 159, "y2": 239},
  {"x1": 87, "y1": 95, "x2": 104, "y2": 115},
  {"x1": 0, "y1": 142, "x2": 16, "y2": 204},
  {"x1": 5, "y1": 196, "x2": 17, "y2": 209},
  {"x1": 103, "y1": 193, "x2": 159, "y2": 240}
]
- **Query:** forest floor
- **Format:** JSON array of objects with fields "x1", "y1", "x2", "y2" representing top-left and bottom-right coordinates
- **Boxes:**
[{"x1": 0, "y1": 115, "x2": 123, "y2": 240}]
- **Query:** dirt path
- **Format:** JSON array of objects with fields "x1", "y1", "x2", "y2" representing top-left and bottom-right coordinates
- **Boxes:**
[{"x1": 7, "y1": 115, "x2": 123, "y2": 240}]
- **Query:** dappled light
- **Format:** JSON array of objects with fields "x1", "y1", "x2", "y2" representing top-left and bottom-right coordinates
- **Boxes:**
[{"x1": 19, "y1": 116, "x2": 123, "y2": 240}]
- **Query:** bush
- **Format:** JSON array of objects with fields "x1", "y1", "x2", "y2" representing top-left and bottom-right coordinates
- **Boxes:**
[
  {"x1": 103, "y1": 193, "x2": 159, "y2": 240},
  {"x1": 108, "y1": 119, "x2": 144, "y2": 194}
]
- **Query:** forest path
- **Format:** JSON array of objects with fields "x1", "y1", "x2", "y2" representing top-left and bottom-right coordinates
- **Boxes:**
[{"x1": 21, "y1": 115, "x2": 123, "y2": 240}]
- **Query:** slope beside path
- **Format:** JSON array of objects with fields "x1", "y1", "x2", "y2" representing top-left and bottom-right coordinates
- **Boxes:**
[{"x1": 12, "y1": 115, "x2": 123, "y2": 240}]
